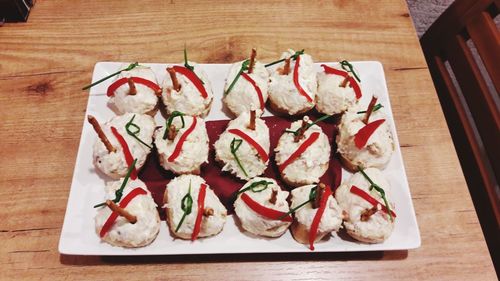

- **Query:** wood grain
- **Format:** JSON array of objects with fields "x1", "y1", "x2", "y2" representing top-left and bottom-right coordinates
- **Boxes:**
[{"x1": 0, "y1": 0, "x2": 496, "y2": 280}]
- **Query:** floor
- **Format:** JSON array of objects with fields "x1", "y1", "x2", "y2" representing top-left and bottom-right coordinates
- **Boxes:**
[{"x1": 406, "y1": 0, "x2": 455, "y2": 37}]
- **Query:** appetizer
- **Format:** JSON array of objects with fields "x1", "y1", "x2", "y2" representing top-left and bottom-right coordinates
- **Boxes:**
[
  {"x1": 336, "y1": 96, "x2": 394, "y2": 171},
  {"x1": 316, "y1": 61, "x2": 362, "y2": 115},
  {"x1": 233, "y1": 177, "x2": 292, "y2": 237},
  {"x1": 106, "y1": 63, "x2": 162, "y2": 116},
  {"x1": 161, "y1": 49, "x2": 214, "y2": 117},
  {"x1": 154, "y1": 112, "x2": 209, "y2": 175},
  {"x1": 267, "y1": 49, "x2": 317, "y2": 115},
  {"x1": 289, "y1": 183, "x2": 343, "y2": 250},
  {"x1": 223, "y1": 48, "x2": 269, "y2": 116},
  {"x1": 274, "y1": 116, "x2": 331, "y2": 187},
  {"x1": 335, "y1": 167, "x2": 396, "y2": 243},
  {"x1": 94, "y1": 164, "x2": 161, "y2": 248},
  {"x1": 89, "y1": 113, "x2": 155, "y2": 179},
  {"x1": 214, "y1": 111, "x2": 270, "y2": 180},
  {"x1": 164, "y1": 174, "x2": 227, "y2": 240}
]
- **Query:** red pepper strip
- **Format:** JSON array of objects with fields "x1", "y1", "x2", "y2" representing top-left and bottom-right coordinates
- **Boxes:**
[
  {"x1": 168, "y1": 116, "x2": 198, "y2": 162},
  {"x1": 241, "y1": 72, "x2": 265, "y2": 110},
  {"x1": 191, "y1": 183, "x2": 207, "y2": 241},
  {"x1": 279, "y1": 132, "x2": 320, "y2": 173},
  {"x1": 107, "y1": 77, "x2": 161, "y2": 97},
  {"x1": 350, "y1": 185, "x2": 396, "y2": 217},
  {"x1": 110, "y1": 126, "x2": 138, "y2": 180},
  {"x1": 309, "y1": 185, "x2": 333, "y2": 250},
  {"x1": 293, "y1": 55, "x2": 313, "y2": 102},
  {"x1": 240, "y1": 193, "x2": 292, "y2": 222},
  {"x1": 320, "y1": 64, "x2": 348, "y2": 77},
  {"x1": 99, "y1": 187, "x2": 147, "y2": 237},
  {"x1": 348, "y1": 76, "x2": 362, "y2": 99},
  {"x1": 354, "y1": 119, "x2": 386, "y2": 149},
  {"x1": 228, "y1": 128, "x2": 269, "y2": 162},
  {"x1": 320, "y1": 64, "x2": 362, "y2": 99},
  {"x1": 172, "y1": 65, "x2": 208, "y2": 99}
]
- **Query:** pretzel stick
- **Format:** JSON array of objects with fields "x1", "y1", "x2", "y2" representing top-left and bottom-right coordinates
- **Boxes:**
[
  {"x1": 312, "y1": 183, "x2": 326, "y2": 209},
  {"x1": 294, "y1": 120, "x2": 309, "y2": 142},
  {"x1": 204, "y1": 208, "x2": 214, "y2": 217},
  {"x1": 361, "y1": 205, "x2": 379, "y2": 221},
  {"x1": 248, "y1": 110, "x2": 256, "y2": 130},
  {"x1": 106, "y1": 200, "x2": 137, "y2": 224},
  {"x1": 269, "y1": 189, "x2": 278, "y2": 205},
  {"x1": 281, "y1": 57, "x2": 291, "y2": 75},
  {"x1": 363, "y1": 95, "x2": 378, "y2": 124},
  {"x1": 167, "y1": 124, "x2": 177, "y2": 141},
  {"x1": 342, "y1": 210, "x2": 349, "y2": 220},
  {"x1": 167, "y1": 67, "x2": 181, "y2": 92},
  {"x1": 87, "y1": 115, "x2": 116, "y2": 153},
  {"x1": 339, "y1": 76, "x2": 349, "y2": 88},
  {"x1": 248, "y1": 48, "x2": 257, "y2": 74},
  {"x1": 127, "y1": 78, "x2": 137, "y2": 95}
]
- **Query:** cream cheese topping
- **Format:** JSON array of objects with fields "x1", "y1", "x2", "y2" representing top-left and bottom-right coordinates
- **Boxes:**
[
  {"x1": 274, "y1": 117, "x2": 330, "y2": 185},
  {"x1": 233, "y1": 177, "x2": 291, "y2": 237},
  {"x1": 336, "y1": 108, "x2": 394, "y2": 169},
  {"x1": 161, "y1": 62, "x2": 213, "y2": 117},
  {"x1": 165, "y1": 175, "x2": 227, "y2": 238},
  {"x1": 110, "y1": 65, "x2": 159, "y2": 115},
  {"x1": 268, "y1": 49, "x2": 317, "y2": 115},
  {"x1": 93, "y1": 113, "x2": 155, "y2": 179},
  {"x1": 214, "y1": 112, "x2": 270, "y2": 180},
  {"x1": 223, "y1": 60, "x2": 269, "y2": 116},
  {"x1": 335, "y1": 168, "x2": 395, "y2": 242},
  {"x1": 94, "y1": 178, "x2": 160, "y2": 248},
  {"x1": 154, "y1": 115, "x2": 209, "y2": 174},
  {"x1": 290, "y1": 185, "x2": 343, "y2": 233},
  {"x1": 316, "y1": 70, "x2": 359, "y2": 115}
]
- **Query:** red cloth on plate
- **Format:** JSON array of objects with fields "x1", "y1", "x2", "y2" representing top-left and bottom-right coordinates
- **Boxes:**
[{"x1": 139, "y1": 115, "x2": 342, "y2": 218}]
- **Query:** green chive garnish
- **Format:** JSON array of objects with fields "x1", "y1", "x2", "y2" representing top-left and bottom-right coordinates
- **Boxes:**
[
  {"x1": 125, "y1": 115, "x2": 152, "y2": 149},
  {"x1": 358, "y1": 166, "x2": 393, "y2": 221},
  {"x1": 175, "y1": 180, "x2": 194, "y2": 232},
  {"x1": 224, "y1": 59, "x2": 250, "y2": 95},
  {"x1": 82, "y1": 62, "x2": 139, "y2": 90},
  {"x1": 183, "y1": 47, "x2": 204, "y2": 85},
  {"x1": 340, "y1": 60, "x2": 361, "y2": 83},
  {"x1": 94, "y1": 159, "x2": 137, "y2": 208},
  {"x1": 162, "y1": 111, "x2": 185, "y2": 140},
  {"x1": 265, "y1": 49, "x2": 304, "y2": 68},
  {"x1": 235, "y1": 180, "x2": 273, "y2": 196},
  {"x1": 357, "y1": 104, "x2": 383, "y2": 114},
  {"x1": 184, "y1": 47, "x2": 194, "y2": 72},
  {"x1": 230, "y1": 138, "x2": 249, "y2": 178},
  {"x1": 285, "y1": 115, "x2": 332, "y2": 136},
  {"x1": 277, "y1": 186, "x2": 317, "y2": 220}
]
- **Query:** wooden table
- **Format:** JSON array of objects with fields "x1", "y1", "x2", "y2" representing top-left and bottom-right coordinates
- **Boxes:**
[{"x1": 0, "y1": 0, "x2": 496, "y2": 280}]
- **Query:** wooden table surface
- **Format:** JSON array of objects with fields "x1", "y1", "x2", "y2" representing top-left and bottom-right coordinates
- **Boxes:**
[{"x1": 0, "y1": 0, "x2": 496, "y2": 280}]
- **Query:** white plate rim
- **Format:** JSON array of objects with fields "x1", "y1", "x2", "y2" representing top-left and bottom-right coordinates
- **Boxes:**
[{"x1": 59, "y1": 61, "x2": 421, "y2": 256}]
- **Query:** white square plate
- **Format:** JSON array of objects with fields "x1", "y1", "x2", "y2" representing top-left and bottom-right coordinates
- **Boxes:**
[{"x1": 59, "y1": 61, "x2": 420, "y2": 255}]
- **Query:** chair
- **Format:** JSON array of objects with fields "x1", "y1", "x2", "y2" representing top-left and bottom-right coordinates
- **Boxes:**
[{"x1": 420, "y1": 0, "x2": 499, "y2": 271}]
